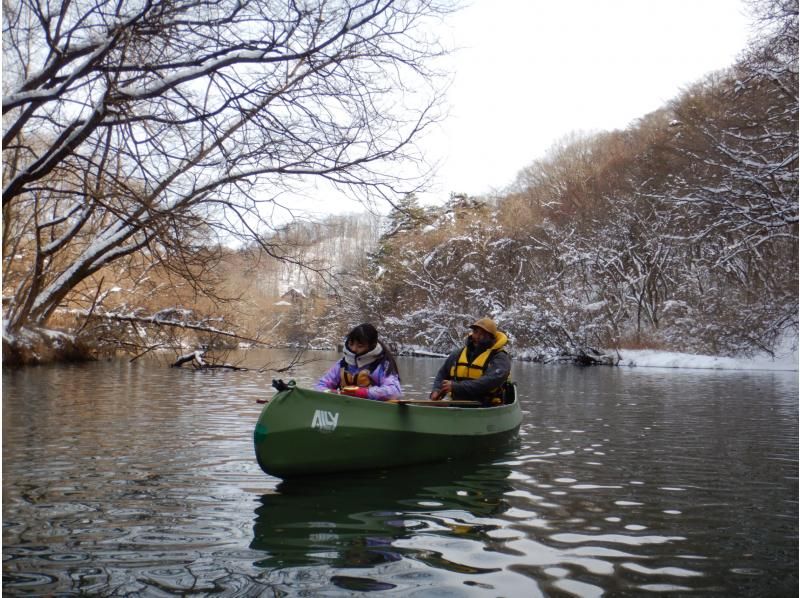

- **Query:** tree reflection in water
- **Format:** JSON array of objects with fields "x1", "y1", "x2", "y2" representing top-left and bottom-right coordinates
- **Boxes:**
[{"x1": 250, "y1": 458, "x2": 514, "y2": 587}]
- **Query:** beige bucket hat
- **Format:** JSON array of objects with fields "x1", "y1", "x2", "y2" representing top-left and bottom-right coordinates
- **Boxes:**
[{"x1": 470, "y1": 317, "x2": 497, "y2": 336}]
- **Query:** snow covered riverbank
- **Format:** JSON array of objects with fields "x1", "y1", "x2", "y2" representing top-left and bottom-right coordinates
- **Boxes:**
[
  {"x1": 4, "y1": 321, "x2": 797, "y2": 372},
  {"x1": 400, "y1": 339, "x2": 798, "y2": 372},
  {"x1": 615, "y1": 343, "x2": 798, "y2": 372}
]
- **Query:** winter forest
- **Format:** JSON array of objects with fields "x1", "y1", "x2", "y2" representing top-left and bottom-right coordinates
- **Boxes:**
[{"x1": 2, "y1": 0, "x2": 797, "y2": 365}]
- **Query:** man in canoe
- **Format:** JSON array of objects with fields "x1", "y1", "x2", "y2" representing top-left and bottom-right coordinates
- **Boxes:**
[
  {"x1": 429, "y1": 318, "x2": 511, "y2": 406},
  {"x1": 315, "y1": 323, "x2": 403, "y2": 400}
]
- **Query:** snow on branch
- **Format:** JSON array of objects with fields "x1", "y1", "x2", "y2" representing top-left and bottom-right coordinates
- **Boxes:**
[{"x1": 93, "y1": 311, "x2": 265, "y2": 346}]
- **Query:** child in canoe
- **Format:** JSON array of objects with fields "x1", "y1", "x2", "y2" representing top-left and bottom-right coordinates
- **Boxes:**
[{"x1": 315, "y1": 323, "x2": 402, "y2": 401}]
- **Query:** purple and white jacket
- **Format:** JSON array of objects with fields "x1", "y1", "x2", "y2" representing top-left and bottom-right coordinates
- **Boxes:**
[{"x1": 314, "y1": 343, "x2": 402, "y2": 401}]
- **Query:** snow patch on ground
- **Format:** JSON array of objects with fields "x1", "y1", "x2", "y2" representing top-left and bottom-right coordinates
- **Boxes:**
[
  {"x1": 617, "y1": 349, "x2": 797, "y2": 371},
  {"x1": 617, "y1": 336, "x2": 798, "y2": 372}
]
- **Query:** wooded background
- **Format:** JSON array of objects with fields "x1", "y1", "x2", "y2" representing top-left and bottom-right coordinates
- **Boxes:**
[{"x1": 3, "y1": 0, "x2": 797, "y2": 362}]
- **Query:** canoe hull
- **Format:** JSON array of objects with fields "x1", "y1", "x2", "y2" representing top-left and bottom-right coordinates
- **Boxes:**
[{"x1": 253, "y1": 384, "x2": 522, "y2": 477}]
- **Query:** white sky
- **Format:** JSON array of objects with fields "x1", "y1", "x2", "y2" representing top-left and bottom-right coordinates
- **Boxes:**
[{"x1": 294, "y1": 0, "x2": 754, "y2": 217}]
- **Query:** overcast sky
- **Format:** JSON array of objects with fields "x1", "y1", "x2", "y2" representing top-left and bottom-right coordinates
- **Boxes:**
[{"x1": 297, "y1": 0, "x2": 754, "y2": 217}]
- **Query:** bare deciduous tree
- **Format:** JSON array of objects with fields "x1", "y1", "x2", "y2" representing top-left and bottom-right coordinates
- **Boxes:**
[{"x1": 2, "y1": 0, "x2": 452, "y2": 338}]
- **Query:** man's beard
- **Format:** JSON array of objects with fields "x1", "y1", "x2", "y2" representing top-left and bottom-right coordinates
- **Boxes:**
[{"x1": 471, "y1": 337, "x2": 493, "y2": 352}]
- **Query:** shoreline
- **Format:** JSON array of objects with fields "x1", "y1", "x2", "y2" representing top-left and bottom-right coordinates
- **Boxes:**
[{"x1": 3, "y1": 325, "x2": 797, "y2": 372}]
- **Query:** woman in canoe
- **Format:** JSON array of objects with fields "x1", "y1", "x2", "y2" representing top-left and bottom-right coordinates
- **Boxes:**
[{"x1": 315, "y1": 323, "x2": 403, "y2": 401}]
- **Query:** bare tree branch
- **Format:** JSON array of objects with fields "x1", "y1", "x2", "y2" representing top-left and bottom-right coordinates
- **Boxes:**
[{"x1": 2, "y1": 0, "x2": 454, "y2": 339}]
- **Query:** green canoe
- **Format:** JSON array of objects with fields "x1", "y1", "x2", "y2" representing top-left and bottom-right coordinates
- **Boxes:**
[{"x1": 253, "y1": 381, "x2": 522, "y2": 478}]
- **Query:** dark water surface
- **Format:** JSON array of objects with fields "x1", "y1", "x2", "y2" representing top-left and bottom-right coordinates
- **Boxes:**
[{"x1": 3, "y1": 350, "x2": 797, "y2": 596}]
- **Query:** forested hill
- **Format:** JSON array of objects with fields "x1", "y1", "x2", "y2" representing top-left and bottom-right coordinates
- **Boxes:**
[
  {"x1": 321, "y1": 6, "x2": 798, "y2": 358},
  {"x1": 2, "y1": 0, "x2": 796, "y2": 364}
]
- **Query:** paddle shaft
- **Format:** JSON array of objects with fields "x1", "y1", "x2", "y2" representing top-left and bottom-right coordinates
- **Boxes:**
[{"x1": 392, "y1": 399, "x2": 481, "y2": 407}]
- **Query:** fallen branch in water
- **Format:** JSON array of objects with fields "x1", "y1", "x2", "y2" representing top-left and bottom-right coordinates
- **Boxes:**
[
  {"x1": 257, "y1": 347, "x2": 321, "y2": 374},
  {"x1": 170, "y1": 349, "x2": 248, "y2": 371}
]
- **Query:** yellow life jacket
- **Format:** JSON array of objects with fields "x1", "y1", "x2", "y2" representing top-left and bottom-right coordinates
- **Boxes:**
[
  {"x1": 340, "y1": 366, "x2": 374, "y2": 388},
  {"x1": 450, "y1": 332, "x2": 509, "y2": 404},
  {"x1": 338, "y1": 344, "x2": 384, "y2": 389}
]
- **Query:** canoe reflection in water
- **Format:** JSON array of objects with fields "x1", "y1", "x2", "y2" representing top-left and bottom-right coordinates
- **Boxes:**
[{"x1": 250, "y1": 458, "x2": 514, "y2": 584}]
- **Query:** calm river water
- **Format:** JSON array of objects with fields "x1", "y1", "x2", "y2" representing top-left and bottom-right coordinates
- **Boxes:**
[{"x1": 2, "y1": 349, "x2": 797, "y2": 596}]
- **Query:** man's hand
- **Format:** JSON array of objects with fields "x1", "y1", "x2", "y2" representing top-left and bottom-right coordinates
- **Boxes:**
[{"x1": 430, "y1": 380, "x2": 453, "y2": 401}]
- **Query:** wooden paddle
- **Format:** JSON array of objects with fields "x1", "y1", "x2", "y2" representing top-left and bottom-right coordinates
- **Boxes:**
[{"x1": 390, "y1": 399, "x2": 481, "y2": 407}]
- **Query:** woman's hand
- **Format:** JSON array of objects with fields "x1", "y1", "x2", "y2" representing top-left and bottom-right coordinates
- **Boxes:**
[{"x1": 341, "y1": 386, "x2": 369, "y2": 398}]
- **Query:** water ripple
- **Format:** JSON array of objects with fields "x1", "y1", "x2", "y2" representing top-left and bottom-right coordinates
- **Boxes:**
[{"x1": 3, "y1": 353, "x2": 797, "y2": 596}]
